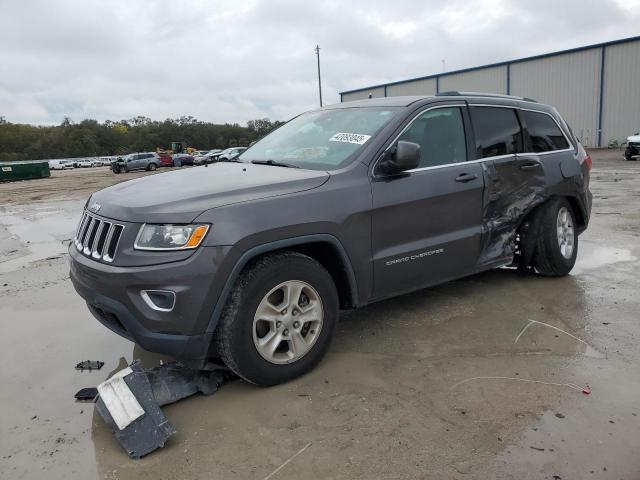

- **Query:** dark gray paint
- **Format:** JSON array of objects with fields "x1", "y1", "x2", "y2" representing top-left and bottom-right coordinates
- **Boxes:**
[{"x1": 69, "y1": 95, "x2": 592, "y2": 366}]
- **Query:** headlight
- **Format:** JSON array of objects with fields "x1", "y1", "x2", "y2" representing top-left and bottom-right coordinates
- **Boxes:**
[{"x1": 134, "y1": 224, "x2": 210, "y2": 251}]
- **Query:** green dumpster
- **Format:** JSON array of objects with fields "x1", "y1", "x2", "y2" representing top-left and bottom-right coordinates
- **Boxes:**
[{"x1": 0, "y1": 161, "x2": 51, "y2": 183}]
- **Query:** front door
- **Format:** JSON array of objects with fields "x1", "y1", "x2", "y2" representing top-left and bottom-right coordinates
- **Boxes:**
[
  {"x1": 371, "y1": 105, "x2": 484, "y2": 299},
  {"x1": 468, "y1": 105, "x2": 547, "y2": 266}
]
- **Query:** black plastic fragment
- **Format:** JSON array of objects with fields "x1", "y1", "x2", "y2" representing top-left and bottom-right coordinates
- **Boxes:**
[
  {"x1": 76, "y1": 360, "x2": 104, "y2": 371},
  {"x1": 75, "y1": 387, "x2": 98, "y2": 402},
  {"x1": 95, "y1": 360, "x2": 229, "y2": 459}
]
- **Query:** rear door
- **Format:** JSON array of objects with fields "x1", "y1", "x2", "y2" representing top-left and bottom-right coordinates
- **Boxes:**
[
  {"x1": 519, "y1": 108, "x2": 574, "y2": 179},
  {"x1": 468, "y1": 105, "x2": 546, "y2": 266},
  {"x1": 371, "y1": 104, "x2": 484, "y2": 298}
]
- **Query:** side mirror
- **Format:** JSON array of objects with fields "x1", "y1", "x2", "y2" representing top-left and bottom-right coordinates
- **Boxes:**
[{"x1": 378, "y1": 140, "x2": 421, "y2": 174}]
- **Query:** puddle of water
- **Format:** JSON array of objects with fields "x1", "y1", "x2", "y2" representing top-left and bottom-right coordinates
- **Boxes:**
[
  {"x1": 0, "y1": 203, "x2": 80, "y2": 274},
  {"x1": 572, "y1": 244, "x2": 636, "y2": 275}
]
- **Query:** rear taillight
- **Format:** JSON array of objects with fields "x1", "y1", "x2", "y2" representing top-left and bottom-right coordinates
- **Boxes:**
[{"x1": 584, "y1": 155, "x2": 592, "y2": 170}]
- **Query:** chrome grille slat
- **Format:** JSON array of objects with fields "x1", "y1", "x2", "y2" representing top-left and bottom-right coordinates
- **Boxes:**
[
  {"x1": 90, "y1": 221, "x2": 105, "y2": 259},
  {"x1": 104, "y1": 224, "x2": 124, "y2": 263},
  {"x1": 73, "y1": 210, "x2": 124, "y2": 263},
  {"x1": 74, "y1": 212, "x2": 87, "y2": 242},
  {"x1": 101, "y1": 223, "x2": 116, "y2": 262},
  {"x1": 93, "y1": 221, "x2": 111, "y2": 259},
  {"x1": 76, "y1": 214, "x2": 91, "y2": 250},
  {"x1": 83, "y1": 218, "x2": 99, "y2": 255}
]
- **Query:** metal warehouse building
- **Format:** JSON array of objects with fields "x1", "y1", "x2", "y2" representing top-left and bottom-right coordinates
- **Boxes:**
[{"x1": 340, "y1": 35, "x2": 640, "y2": 148}]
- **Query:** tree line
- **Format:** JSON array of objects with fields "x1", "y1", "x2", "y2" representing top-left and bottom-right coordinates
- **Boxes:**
[{"x1": 0, "y1": 116, "x2": 284, "y2": 161}]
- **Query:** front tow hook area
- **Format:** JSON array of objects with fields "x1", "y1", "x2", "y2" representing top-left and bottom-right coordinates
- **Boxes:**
[{"x1": 95, "y1": 360, "x2": 233, "y2": 458}]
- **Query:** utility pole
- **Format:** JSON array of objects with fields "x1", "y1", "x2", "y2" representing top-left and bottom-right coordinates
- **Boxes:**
[{"x1": 315, "y1": 45, "x2": 323, "y2": 107}]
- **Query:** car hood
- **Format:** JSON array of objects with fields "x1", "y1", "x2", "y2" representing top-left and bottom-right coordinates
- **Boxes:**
[
  {"x1": 89, "y1": 163, "x2": 330, "y2": 223},
  {"x1": 627, "y1": 134, "x2": 640, "y2": 143}
]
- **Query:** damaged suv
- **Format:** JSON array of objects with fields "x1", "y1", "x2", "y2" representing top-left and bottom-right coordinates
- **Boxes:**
[{"x1": 69, "y1": 93, "x2": 592, "y2": 386}]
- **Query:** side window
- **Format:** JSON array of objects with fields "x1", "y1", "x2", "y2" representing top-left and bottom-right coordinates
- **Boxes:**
[
  {"x1": 397, "y1": 107, "x2": 467, "y2": 168},
  {"x1": 470, "y1": 107, "x2": 523, "y2": 158},
  {"x1": 521, "y1": 110, "x2": 569, "y2": 152}
]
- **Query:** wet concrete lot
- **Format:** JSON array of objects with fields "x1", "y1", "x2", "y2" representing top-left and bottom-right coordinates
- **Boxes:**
[{"x1": 1, "y1": 152, "x2": 639, "y2": 479}]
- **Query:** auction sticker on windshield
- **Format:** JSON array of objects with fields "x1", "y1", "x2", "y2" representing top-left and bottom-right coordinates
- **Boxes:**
[{"x1": 329, "y1": 132, "x2": 371, "y2": 145}]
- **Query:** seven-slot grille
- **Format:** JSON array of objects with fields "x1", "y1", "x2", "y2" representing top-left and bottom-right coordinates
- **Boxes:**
[{"x1": 74, "y1": 211, "x2": 124, "y2": 263}]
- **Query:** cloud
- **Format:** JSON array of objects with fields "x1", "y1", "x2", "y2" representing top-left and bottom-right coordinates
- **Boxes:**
[{"x1": 0, "y1": 0, "x2": 638, "y2": 125}]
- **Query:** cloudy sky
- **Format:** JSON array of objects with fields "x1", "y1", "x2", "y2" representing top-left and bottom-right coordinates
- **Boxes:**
[{"x1": 1, "y1": 0, "x2": 639, "y2": 125}]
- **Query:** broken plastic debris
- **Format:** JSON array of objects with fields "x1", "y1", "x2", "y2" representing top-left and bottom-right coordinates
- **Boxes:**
[
  {"x1": 75, "y1": 360, "x2": 104, "y2": 371},
  {"x1": 582, "y1": 385, "x2": 591, "y2": 395},
  {"x1": 95, "y1": 360, "x2": 230, "y2": 458},
  {"x1": 74, "y1": 387, "x2": 98, "y2": 402}
]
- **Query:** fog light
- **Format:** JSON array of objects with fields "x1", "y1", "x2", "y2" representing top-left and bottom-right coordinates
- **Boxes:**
[{"x1": 141, "y1": 290, "x2": 176, "y2": 312}]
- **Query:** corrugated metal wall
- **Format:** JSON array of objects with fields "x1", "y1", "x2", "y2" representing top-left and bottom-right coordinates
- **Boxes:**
[
  {"x1": 340, "y1": 86, "x2": 385, "y2": 101},
  {"x1": 386, "y1": 78, "x2": 437, "y2": 96},
  {"x1": 439, "y1": 66, "x2": 507, "y2": 94},
  {"x1": 510, "y1": 48, "x2": 602, "y2": 147},
  {"x1": 601, "y1": 40, "x2": 640, "y2": 145},
  {"x1": 340, "y1": 36, "x2": 640, "y2": 147}
]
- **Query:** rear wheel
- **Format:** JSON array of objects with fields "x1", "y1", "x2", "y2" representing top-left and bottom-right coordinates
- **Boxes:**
[
  {"x1": 148, "y1": 162, "x2": 157, "y2": 171},
  {"x1": 533, "y1": 198, "x2": 578, "y2": 276},
  {"x1": 214, "y1": 252, "x2": 338, "y2": 386}
]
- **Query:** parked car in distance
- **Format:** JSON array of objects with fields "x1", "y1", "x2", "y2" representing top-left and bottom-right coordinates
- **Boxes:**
[
  {"x1": 70, "y1": 93, "x2": 592, "y2": 387},
  {"x1": 96, "y1": 158, "x2": 113, "y2": 167},
  {"x1": 48, "y1": 160, "x2": 70, "y2": 170},
  {"x1": 172, "y1": 153, "x2": 195, "y2": 167},
  {"x1": 217, "y1": 147, "x2": 247, "y2": 161},
  {"x1": 111, "y1": 152, "x2": 161, "y2": 173},
  {"x1": 76, "y1": 159, "x2": 93, "y2": 168},
  {"x1": 194, "y1": 149, "x2": 223, "y2": 165},
  {"x1": 157, "y1": 152, "x2": 174, "y2": 167},
  {"x1": 625, "y1": 132, "x2": 640, "y2": 160}
]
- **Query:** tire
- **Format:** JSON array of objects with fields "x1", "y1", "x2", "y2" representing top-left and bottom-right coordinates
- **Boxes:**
[
  {"x1": 214, "y1": 251, "x2": 339, "y2": 386},
  {"x1": 123, "y1": 165, "x2": 129, "y2": 173},
  {"x1": 533, "y1": 198, "x2": 578, "y2": 276},
  {"x1": 148, "y1": 163, "x2": 157, "y2": 171}
]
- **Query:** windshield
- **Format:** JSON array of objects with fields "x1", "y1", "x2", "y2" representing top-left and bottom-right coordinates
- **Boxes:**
[{"x1": 240, "y1": 107, "x2": 399, "y2": 170}]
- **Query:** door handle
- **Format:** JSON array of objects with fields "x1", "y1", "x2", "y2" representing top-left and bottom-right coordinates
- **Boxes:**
[
  {"x1": 455, "y1": 173, "x2": 478, "y2": 183},
  {"x1": 520, "y1": 162, "x2": 540, "y2": 171}
]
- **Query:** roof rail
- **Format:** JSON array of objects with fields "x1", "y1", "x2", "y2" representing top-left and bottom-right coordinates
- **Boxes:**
[{"x1": 436, "y1": 91, "x2": 538, "y2": 103}]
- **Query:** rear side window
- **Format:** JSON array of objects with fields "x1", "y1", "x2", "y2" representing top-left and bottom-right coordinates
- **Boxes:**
[
  {"x1": 397, "y1": 107, "x2": 467, "y2": 168},
  {"x1": 521, "y1": 110, "x2": 569, "y2": 152},
  {"x1": 470, "y1": 107, "x2": 523, "y2": 158}
]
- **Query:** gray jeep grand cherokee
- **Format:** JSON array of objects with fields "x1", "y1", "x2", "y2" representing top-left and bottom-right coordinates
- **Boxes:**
[{"x1": 70, "y1": 93, "x2": 592, "y2": 386}]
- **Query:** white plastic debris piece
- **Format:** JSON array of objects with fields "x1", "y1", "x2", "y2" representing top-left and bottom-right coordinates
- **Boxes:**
[{"x1": 97, "y1": 367, "x2": 145, "y2": 430}]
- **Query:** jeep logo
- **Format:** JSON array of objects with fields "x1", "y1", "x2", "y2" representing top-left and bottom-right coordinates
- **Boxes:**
[{"x1": 89, "y1": 202, "x2": 101, "y2": 213}]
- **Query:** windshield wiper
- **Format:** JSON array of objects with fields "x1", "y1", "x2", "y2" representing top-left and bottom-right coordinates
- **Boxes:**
[{"x1": 251, "y1": 159, "x2": 299, "y2": 168}]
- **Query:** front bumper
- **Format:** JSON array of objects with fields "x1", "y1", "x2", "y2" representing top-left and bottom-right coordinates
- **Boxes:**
[
  {"x1": 69, "y1": 244, "x2": 234, "y2": 362},
  {"x1": 625, "y1": 144, "x2": 640, "y2": 159}
]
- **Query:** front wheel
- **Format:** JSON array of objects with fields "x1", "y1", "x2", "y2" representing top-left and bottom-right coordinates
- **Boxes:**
[
  {"x1": 533, "y1": 198, "x2": 578, "y2": 276},
  {"x1": 214, "y1": 252, "x2": 338, "y2": 386}
]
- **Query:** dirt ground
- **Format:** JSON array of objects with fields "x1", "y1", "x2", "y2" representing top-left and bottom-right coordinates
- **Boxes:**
[
  {"x1": 1, "y1": 150, "x2": 639, "y2": 479},
  {"x1": 0, "y1": 166, "x2": 161, "y2": 205}
]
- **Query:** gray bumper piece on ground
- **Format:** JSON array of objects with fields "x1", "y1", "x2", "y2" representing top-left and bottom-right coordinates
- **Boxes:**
[{"x1": 95, "y1": 360, "x2": 229, "y2": 458}]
